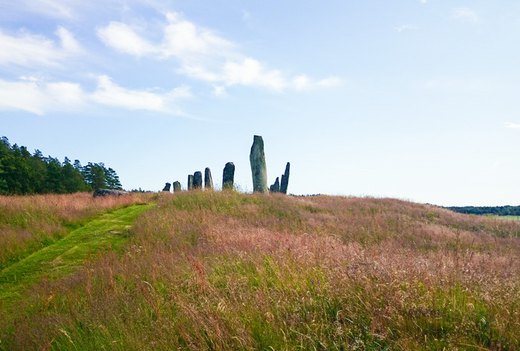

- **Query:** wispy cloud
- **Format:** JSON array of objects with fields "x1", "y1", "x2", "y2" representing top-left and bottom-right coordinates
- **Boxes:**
[
  {"x1": 0, "y1": 26, "x2": 81, "y2": 67},
  {"x1": 97, "y1": 22, "x2": 157, "y2": 57},
  {"x1": 395, "y1": 24, "x2": 417, "y2": 33},
  {"x1": 422, "y1": 78, "x2": 488, "y2": 93},
  {"x1": 0, "y1": 78, "x2": 85, "y2": 115},
  {"x1": 97, "y1": 12, "x2": 341, "y2": 92},
  {"x1": 505, "y1": 122, "x2": 520, "y2": 129},
  {"x1": 451, "y1": 7, "x2": 479, "y2": 23},
  {"x1": 0, "y1": 76, "x2": 190, "y2": 115},
  {"x1": 7, "y1": 0, "x2": 77, "y2": 19},
  {"x1": 91, "y1": 75, "x2": 191, "y2": 112}
]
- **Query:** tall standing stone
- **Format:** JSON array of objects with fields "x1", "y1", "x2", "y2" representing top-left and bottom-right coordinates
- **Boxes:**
[
  {"x1": 173, "y1": 181, "x2": 181, "y2": 192},
  {"x1": 269, "y1": 177, "x2": 280, "y2": 193},
  {"x1": 204, "y1": 167, "x2": 214, "y2": 190},
  {"x1": 249, "y1": 135, "x2": 268, "y2": 193},
  {"x1": 280, "y1": 162, "x2": 290, "y2": 194},
  {"x1": 162, "y1": 182, "x2": 171, "y2": 192},
  {"x1": 222, "y1": 162, "x2": 235, "y2": 190},
  {"x1": 193, "y1": 171, "x2": 203, "y2": 189},
  {"x1": 187, "y1": 175, "x2": 194, "y2": 190}
]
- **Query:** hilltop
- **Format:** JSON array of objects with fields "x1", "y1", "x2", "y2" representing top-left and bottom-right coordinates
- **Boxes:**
[{"x1": 1, "y1": 191, "x2": 519, "y2": 350}]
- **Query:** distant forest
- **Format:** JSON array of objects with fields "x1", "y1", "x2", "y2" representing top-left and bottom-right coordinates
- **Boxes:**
[
  {"x1": 0, "y1": 136, "x2": 122, "y2": 195},
  {"x1": 447, "y1": 206, "x2": 520, "y2": 216}
]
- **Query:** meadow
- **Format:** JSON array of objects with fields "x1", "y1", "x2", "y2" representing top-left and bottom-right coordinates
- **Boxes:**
[{"x1": 1, "y1": 191, "x2": 519, "y2": 350}]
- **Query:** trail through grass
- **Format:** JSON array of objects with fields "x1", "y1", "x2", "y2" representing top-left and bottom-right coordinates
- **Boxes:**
[{"x1": 0, "y1": 203, "x2": 153, "y2": 305}]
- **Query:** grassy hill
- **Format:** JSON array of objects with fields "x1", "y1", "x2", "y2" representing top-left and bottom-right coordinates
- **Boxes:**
[{"x1": 1, "y1": 191, "x2": 519, "y2": 350}]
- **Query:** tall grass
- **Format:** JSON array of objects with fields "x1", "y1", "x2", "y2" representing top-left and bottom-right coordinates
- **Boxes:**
[
  {"x1": 1, "y1": 191, "x2": 519, "y2": 350},
  {"x1": 0, "y1": 192, "x2": 152, "y2": 269}
]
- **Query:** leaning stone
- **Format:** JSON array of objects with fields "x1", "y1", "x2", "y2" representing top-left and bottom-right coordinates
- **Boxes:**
[
  {"x1": 162, "y1": 182, "x2": 171, "y2": 192},
  {"x1": 193, "y1": 171, "x2": 203, "y2": 189},
  {"x1": 222, "y1": 162, "x2": 235, "y2": 190},
  {"x1": 204, "y1": 167, "x2": 214, "y2": 190},
  {"x1": 187, "y1": 175, "x2": 194, "y2": 190},
  {"x1": 173, "y1": 181, "x2": 181, "y2": 192},
  {"x1": 249, "y1": 135, "x2": 268, "y2": 193},
  {"x1": 93, "y1": 189, "x2": 128, "y2": 197},
  {"x1": 270, "y1": 177, "x2": 280, "y2": 193},
  {"x1": 280, "y1": 162, "x2": 290, "y2": 194}
]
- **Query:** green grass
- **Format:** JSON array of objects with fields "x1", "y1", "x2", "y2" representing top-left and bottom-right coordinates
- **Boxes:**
[
  {"x1": 494, "y1": 215, "x2": 520, "y2": 221},
  {"x1": 1, "y1": 192, "x2": 519, "y2": 350},
  {"x1": 0, "y1": 203, "x2": 154, "y2": 305}
]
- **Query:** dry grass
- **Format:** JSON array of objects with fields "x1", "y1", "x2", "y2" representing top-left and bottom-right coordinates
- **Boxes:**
[
  {"x1": 0, "y1": 192, "x2": 153, "y2": 269},
  {"x1": 1, "y1": 191, "x2": 519, "y2": 350}
]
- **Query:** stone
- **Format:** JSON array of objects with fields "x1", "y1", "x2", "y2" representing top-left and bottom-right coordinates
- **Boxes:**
[
  {"x1": 222, "y1": 162, "x2": 235, "y2": 190},
  {"x1": 162, "y1": 182, "x2": 171, "y2": 192},
  {"x1": 280, "y1": 162, "x2": 290, "y2": 194},
  {"x1": 193, "y1": 171, "x2": 203, "y2": 189},
  {"x1": 187, "y1": 174, "x2": 194, "y2": 190},
  {"x1": 173, "y1": 181, "x2": 181, "y2": 192},
  {"x1": 249, "y1": 135, "x2": 268, "y2": 193},
  {"x1": 93, "y1": 189, "x2": 128, "y2": 197},
  {"x1": 204, "y1": 167, "x2": 214, "y2": 190},
  {"x1": 269, "y1": 177, "x2": 280, "y2": 193}
]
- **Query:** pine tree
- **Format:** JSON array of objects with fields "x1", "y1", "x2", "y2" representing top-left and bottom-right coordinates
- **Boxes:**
[
  {"x1": 104, "y1": 167, "x2": 122, "y2": 190},
  {"x1": 0, "y1": 136, "x2": 122, "y2": 194},
  {"x1": 83, "y1": 162, "x2": 107, "y2": 190},
  {"x1": 61, "y1": 157, "x2": 89, "y2": 193}
]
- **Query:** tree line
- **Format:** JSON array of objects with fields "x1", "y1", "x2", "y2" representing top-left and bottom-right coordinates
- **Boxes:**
[
  {"x1": 447, "y1": 205, "x2": 520, "y2": 216},
  {"x1": 0, "y1": 136, "x2": 122, "y2": 195}
]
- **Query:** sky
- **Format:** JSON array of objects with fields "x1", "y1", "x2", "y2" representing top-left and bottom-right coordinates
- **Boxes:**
[{"x1": 1, "y1": 0, "x2": 520, "y2": 206}]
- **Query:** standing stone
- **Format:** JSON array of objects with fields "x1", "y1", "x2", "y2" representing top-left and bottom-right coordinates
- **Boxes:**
[
  {"x1": 193, "y1": 171, "x2": 203, "y2": 189},
  {"x1": 173, "y1": 181, "x2": 181, "y2": 192},
  {"x1": 222, "y1": 162, "x2": 235, "y2": 190},
  {"x1": 280, "y1": 162, "x2": 290, "y2": 194},
  {"x1": 187, "y1": 175, "x2": 194, "y2": 190},
  {"x1": 249, "y1": 135, "x2": 268, "y2": 193},
  {"x1": 204, "y1": 167, "x2": 214, "y2": 190},
  {"x1": 162, "y1": 182, "x2": 171, "y2": 192},
  {"x1": 269, "y1": 177, "x2": 280, "y2": 193}
]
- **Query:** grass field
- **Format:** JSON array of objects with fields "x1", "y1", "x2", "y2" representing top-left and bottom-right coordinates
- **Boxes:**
[
  {"x1": 495, "y1": 215, "x2": 520, "y2": 221},
  {"x1": 1, "y1": 191, "x2": 519, "y2": 350}
]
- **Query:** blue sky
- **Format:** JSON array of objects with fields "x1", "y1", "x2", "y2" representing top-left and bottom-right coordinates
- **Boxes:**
[{"x1": 1, "y1": 0, "x2": 520, "y2": 205}]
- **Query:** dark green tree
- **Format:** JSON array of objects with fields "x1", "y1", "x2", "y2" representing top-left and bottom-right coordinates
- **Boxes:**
[
  {"x1": 104, "y1": 167, "x2": 122, "y2": 190},
  {"x1": 61, "y1": 157, "x2": 89, "y2": 193},
  {"x1": 83, "y1": 162, "x2": 107, "y2": 191},
  {"x1": 44, "y1": 157, "x2": 65, "y2": 193},
  {"x1": 0, "y1": 136, "x2": 123, "y2": 194}
]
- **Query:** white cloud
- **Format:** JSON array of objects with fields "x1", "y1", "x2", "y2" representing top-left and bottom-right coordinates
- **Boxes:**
[
  {"x1": 505, "y1": 122, "x2": 520, "y2": 129},
  {"x1": 0, "y1": 27, "x2": 81, "y2": 67},
  {"x1": 451, "y1": 7, "x2": 479, "y2": 23},
  {"x1": 161, "y1": 12, "x2": 235, "y2": 59},
  {"x1": 420, "y1": 0, "x2": 428, "y2": 4},
  {"x1": 212, "y1": 85, "x2": 228, "y2": 97},
  {"x1": 97, "y1": 22, "x2": 156, "y2": 57},
  {"x1": 222, "y1": 58, "x2": 286, "y2": 91},
  {"x1": 292, "y1": 75, "x2": 342, "y2": 91},
  {"x1": 55, "y1": 26, "x2": 81, "y2": 53},
  {"x1": 92, "y1": 75, "x2": 191, "y2": 112},
  {"x1": 98, "y1": 12, "x2": 340, "y2": 92},
  {"x1": 0, "y1": 76, "x2": 191, "y2": 115},
  {"x1": 0, "y1": 78, "x2": 85, "y2": 115}
]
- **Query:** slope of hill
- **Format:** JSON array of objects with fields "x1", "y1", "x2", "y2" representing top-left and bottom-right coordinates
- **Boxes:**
[{"x1": 1, "y1": 191, "x2": 519, "y2": 350}]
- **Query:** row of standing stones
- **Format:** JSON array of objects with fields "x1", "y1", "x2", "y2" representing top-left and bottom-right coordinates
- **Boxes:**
[{"x1": 162, "y1": 135, "x2": 290, "y2": 194}]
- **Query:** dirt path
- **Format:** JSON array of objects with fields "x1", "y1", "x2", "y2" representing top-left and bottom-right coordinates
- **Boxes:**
[{"x1": 0, "y1": 203, "x2": 153, "y2": 305}]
